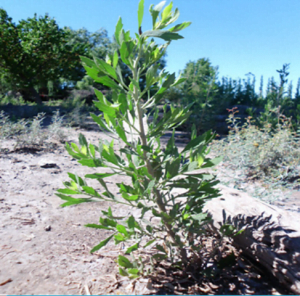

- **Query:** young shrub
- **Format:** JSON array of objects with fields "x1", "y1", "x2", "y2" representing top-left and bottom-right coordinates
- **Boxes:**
[
  {"x1": 47, "y1": 110, "x2": 68, "y2": 143},
  {"x1": 0, "y1": 110, "x2": 27, "y2": 141},
  {"x1": 15, "y1": 113, "x2": 48, "y2": 148},
  {"x1": 56, "y1": 0, "x2": 222, "y2": 274},
  {"x1": 0, "y1": 110, "x2": 67, "y2": 149}
]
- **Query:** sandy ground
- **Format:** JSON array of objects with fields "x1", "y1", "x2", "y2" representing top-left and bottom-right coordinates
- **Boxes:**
[
  {"x1": 0, "y1": 129, "x2": 137, "y2": 295},
  {"x1": 1, "y1": 127, "x2": 300, "y2": 295}
]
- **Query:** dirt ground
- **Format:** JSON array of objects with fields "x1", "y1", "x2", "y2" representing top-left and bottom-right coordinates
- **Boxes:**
[{"x1": 1, "y1": 127, "x2": 300, "y2": 295}]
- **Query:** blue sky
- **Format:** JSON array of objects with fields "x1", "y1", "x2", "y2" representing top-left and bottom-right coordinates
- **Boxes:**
[{"x1": 1, "y1": 0, "x2": 299, "y2": 93}]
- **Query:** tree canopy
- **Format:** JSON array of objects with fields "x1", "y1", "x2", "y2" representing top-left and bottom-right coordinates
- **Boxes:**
[{"x1": 0, "y1": 9, "x2": 90, "y2": 103}]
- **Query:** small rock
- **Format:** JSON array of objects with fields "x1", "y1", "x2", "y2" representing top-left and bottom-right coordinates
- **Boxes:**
[
  {"x1": 39, "y1": 159, "x2": 59, "y2": 169},
  {"x1": 45, "y1": 225, "x2": 51, "y2": 231},
  {"x1": 41, "y1": 163, "x2": 58, "y2": 169}
]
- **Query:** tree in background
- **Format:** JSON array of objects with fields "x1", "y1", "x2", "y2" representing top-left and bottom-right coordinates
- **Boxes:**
[
  {"x1": 0, "y1": 9, "x2": 89, "y2": 103},
  {"x1": 64, "y1": 27, "x2": 111, "y2": 59},
  {"x1": 179, "y1": 58, "x2": 219, "y2": 133}
]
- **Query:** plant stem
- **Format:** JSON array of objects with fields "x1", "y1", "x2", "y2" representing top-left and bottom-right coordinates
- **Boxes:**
[{"x1": 132, "y1": 43, "x2": 188, "y2": 264}]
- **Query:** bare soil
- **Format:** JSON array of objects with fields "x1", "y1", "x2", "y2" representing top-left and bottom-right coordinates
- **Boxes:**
[{"x1": 0, "y1": 127, "x2": 299, "y2": 295}]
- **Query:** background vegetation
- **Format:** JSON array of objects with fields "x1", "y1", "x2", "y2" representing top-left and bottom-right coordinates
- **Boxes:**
[
  {"x1": 1, "y1": 8, "x2": 300, "y2": 129},
  {"x1": 1, "y1": 7, "x2": 300, "y2": 204}
]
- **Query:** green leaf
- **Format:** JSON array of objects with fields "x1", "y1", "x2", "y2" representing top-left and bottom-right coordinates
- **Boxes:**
[
  {"x1": 146, "y1": 179, "x2": 156, "y2": 193},
  {"x1": 67, "y1": 173, "x2": 85, "y2": 186},
  {"x1": 94, "y1": 102, "x2": 116, "y2": 118},
  {"x1": 114, "y1": 233, "x2": 126, "y2": 243},
  {"x1": 79, "y1": 133, "x2": 88, "y2": 147},
  {"x1": 56, "y1": 194, "x2": 92, "y2": 207},
  {"x1": 162, "y1": 72, "x2": 176, "y2": 89},
  {"x1": 127, "y1": 216, "x2": 135, "y2": 229},
  {"x1": 116, "y1": 224, "x2": 128, "y2": 236},
  {"x1": 89, "y1": 144, "x2": 95, "y2": 158},
  {"x1": 113, "y1": 51, "x2": 119, "y2": 68},
  {"x1": 80, "y1": 56, "x2": 95, "y2": 68},
  {"x1": 78, "y1": 159, "x2": 102, "y2": 168},
  {"x1": 120, "y1": 40, "x2": 135, "y2": 65},
  {"x1": 97, "y1": 76, "x2": 120, "y2": 89},
  {"x1": 107, "y1": 207, "x2": 113, "y2": 216},
  {"x1": 125, "y1": 242, "x2": 139, "y2": 254},
  {"x1": 182, "y1": 133, "x2": 208, "y2": 153},
  {"x1": 90, "y1": 113, "x2": 107, "y2": 131},
  {"x1": 90, "y1": 234, "x2": 114, "y2": 253},
  {"x1": 146, "y1": 225, "x2": 153, "y2": 234},
  {"x1": 85, "y1": 172, "x2": 116, "y2": 179},
  {"x1": 191, "y1": 124, "x2": 197, "y2": 140},
  {"x1": 201, "y1": 156, "x2": 223, "y2": 168},
  {"x1": 70, "y1": 142, "x2": 81, "y2": 153},
  {"x1": 164, "y1": 7, "x2": 180, "y2": 26},
  {"x1": 156, "y1": 244, "x2": 167, "y2": 254},
  {"x1": 57, "y1": 188, "x2": 79, "y2": 195},
  {"x1": 85, "y1": 224, "x2": 111, "y2": 230},
  {"x1": 169, "y1": 21, "x2": 192, "y2": 32},
  {"x1": 234, "y1": 229, "x2": 245, "y2": 237},
  {"x1": 119, "y1": 267, "x2": 129, "y2": 277},
  {"x1": 161, "y1": 2, "x2": 173, "y2": 22},
  {"x1": 154, "y1": 1, "x2": 166, "y2": 12},
  {"x1": 144, "y1": 239, "x2": 156, "y2": 248},
  {"x1": 137, "y1": 0, "x2": 145, "y2": 29},
  {"x1": 122, "y1": 192, "x2": 139, "y2": 201},
  {"x1": 98, "y1": 179, "x2": 115, "y2": 199},
  {"x1": 82, "y1": 186, "x2": 101, "y2": 197},
  {"x1": 100, "y1": 217, "x2": 117, "y2": 228},
  {"x1": 65, "y1": 143, "x2": 81, "y2": 159},
  {"x1": 127, "y1": 268, "x2": 139, "y2": 275},
  {"x1": 142, "y1": 30, "x2": 183, "y2": 41},
  {"x1": 187, "y1": 161, "x2": 198, "y2": 172},
  {"x1": 191, "y1": 213, "x2": 208, "y2": 222},
  {"x1": 84, "y1": 66, "x2": 104, "y2": 83},
  {"x1": 115, "y1": 17, "x2": 123, "y2": 45},
  {"x1": 146, "y1": 64, "x2": 159, "y2": 88},
  {"x1": 149, "y1": 1, "x2": 166, "y2": 28},
  {"x1": 94, "y1": 57, "x2": 118, "y2": 80},
  {"x1": 120, "y1": 148, "x2": 139, "y2": 157},
  {"x1": 171, "y1": 76, "x2": 186, "y2": 87},
  {"x1": 116, "y1": 125, "x2": 127, "y2": 143},
  {"x1": 118, "y1": 255, "x2": 133, "y2": 268}
]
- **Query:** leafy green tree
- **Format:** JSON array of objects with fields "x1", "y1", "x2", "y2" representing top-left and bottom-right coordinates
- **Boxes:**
[
  {"x1": 180, "y1": 58, "x2": 219, "y2": 133},
  {"x1": 60, "y1": 27, "x2": 113, "y2": 95},
  {"x1": 0, "y1": 9, "x2": 89, "y2": 103},
  {"x1": 234, "y1": 74, "x2": 257, "y2": 106},
  {"x1": 64, "y1": 27, "x2": 111, "y2": 60},
  {"x1": 214, "y1": 77, "x2": 236, "y2": 114}
]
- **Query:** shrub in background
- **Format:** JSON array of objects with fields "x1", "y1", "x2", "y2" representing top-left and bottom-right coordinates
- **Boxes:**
[
  {"x1": 0, "y1": 110, "x2": 67, "y2": 149},
  {"x1": 211, "y1": 107, "x2": 300, "y2": 202}
]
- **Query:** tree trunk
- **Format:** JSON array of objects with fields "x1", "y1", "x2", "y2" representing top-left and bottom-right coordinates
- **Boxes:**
[
  {"x1": 19, "y1": 87, "x2": 42, "y2": 104},
  {"x1": 30, "y1": 86, "x2": 42, "y2": 104},
  {"x1": 204, "y1": 185, "x2": 300, "y2": 294}
]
